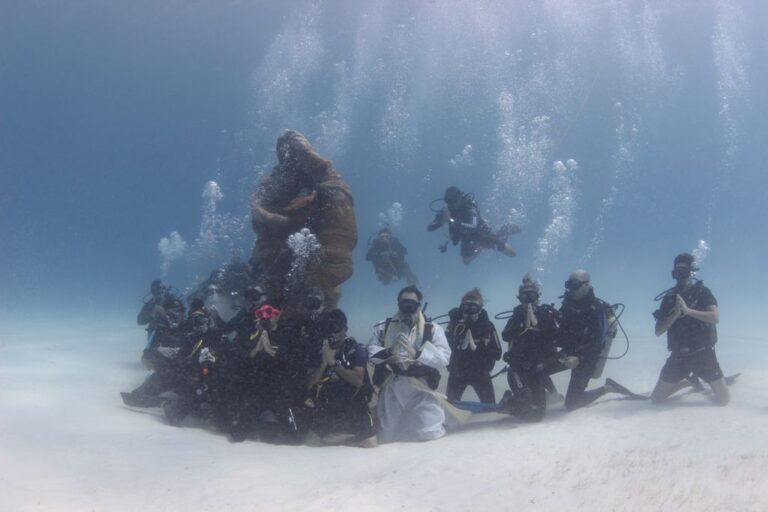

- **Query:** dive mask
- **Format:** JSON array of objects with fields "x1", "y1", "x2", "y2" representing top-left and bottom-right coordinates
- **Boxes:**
[
  {"x1": 518, "y1": 290, "x2": 539, "y2": 304},
  {"x1": 398, "y1": 299, "x2": 420, "y2": 315},
  {"x1": 672, "y1": 265, "x2": 696, "y2": 280},
  {"x1": 303, "y1": 296, "x2": 324, "y2": 311},
  {"x1": 564, "y1": 279, "x2": 588, "y2": 292},
  {"x1": 255, "y1": 304, "x2": 281, "y2": 320},
  {"x1": 461, "y1": 302, "x2": 482, "y2": 316}
]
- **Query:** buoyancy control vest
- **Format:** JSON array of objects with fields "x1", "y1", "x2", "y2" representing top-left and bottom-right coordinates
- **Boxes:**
[{"x1": 654, "y1": 281, "x2": 718, "y2": 352}]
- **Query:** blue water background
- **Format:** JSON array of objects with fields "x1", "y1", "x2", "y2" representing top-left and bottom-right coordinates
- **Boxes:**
[{"x1": 2, "y1": 1, "x2": 766, "y2": 340}]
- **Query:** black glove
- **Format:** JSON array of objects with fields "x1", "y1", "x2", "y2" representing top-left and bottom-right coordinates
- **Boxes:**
[{"x1": 428, "y1": 210, "x2": 446, "y2": 232}]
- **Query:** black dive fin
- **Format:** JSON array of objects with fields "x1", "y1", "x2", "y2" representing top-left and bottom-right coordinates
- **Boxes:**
[{"x1": 606, "y1": 378, "x2": 651, "y2": 400}]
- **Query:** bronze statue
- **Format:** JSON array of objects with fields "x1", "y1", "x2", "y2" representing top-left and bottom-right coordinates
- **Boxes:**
[{"x1": 250, "y1": 130, "x2": 357, "y2": 309}]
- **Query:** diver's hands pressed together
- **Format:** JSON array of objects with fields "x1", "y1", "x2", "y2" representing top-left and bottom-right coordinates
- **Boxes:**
[
  {"x1": 198, "y1": 347, "x2": 216, "y2": 365},
  {"x1": 251, "y1": 330, "x2": 276, "y2": 357},
  {"x1": 396, "y1": 333, "x2": 419, "y2": 361},
  {"x1": 262, "y1": 333, "x2": 277, "y2": 357},
  {"x1": 673, "y1": 294, "x2": 719, "y2": 325},
  {"x1": 525, "y1": 304, "x2": 539, "y2": 329},
  {"x1": 655, "y1": 294, "x2": 684, "y2": 336},
  {"x1": 466, "y1": 332, "x2": 477, "y2": 351},
  {"x1": 249, "y1": 331, "x2": 265, "y2": 358}
]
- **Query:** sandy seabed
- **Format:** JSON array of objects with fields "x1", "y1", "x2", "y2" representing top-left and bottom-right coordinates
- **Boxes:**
[{"x1": 1, "y1": 321, "x2": 766, "y2": 512}]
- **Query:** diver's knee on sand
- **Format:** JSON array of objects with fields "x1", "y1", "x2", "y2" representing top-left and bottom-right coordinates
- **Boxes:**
[
  {"x1": 650, "y1": 379, "x2": 690, "y2": 404},
  {"x1": 708, "y1": 377, "x2": 730, "y2": 406}
]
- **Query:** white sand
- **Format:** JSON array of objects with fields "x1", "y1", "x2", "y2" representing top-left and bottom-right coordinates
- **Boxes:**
[{"x1": 1, "y1": 321, "x2": 766, "y2": 512}]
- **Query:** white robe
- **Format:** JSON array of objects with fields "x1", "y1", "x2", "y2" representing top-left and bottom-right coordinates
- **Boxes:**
[{"x1": 368, "y1": 313, "x2": 451, "y2": 442}]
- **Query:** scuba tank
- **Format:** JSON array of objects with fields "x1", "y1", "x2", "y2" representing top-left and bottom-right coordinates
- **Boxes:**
[{"x1": 591, "y1": 302, "x2": 619, "y2": 379}]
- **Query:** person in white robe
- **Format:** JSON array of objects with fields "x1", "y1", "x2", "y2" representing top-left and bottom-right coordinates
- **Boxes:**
[{"x1": 368, "y1": 286, "x2": 451, "y2": 442}]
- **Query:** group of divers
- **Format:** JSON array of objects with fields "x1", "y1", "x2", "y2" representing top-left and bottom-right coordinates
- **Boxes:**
[{"x1": 122, "y1": 186, "x2": 730, "y2": 447}]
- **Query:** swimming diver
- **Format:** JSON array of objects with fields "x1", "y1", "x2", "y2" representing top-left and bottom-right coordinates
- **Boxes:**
[
  {"x1": 427, "y1": 186, "x2": 519, "y2": 264},
  {"x1": 365, "y1": 227, "x2": 418, "y2": 286}
]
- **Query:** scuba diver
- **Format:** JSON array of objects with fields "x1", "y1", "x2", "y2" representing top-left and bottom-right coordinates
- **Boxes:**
[
  {"x1": 157, "y1": 300, "x2": 229, "y2": 425},
  {"x1": 282, "y1": 286, "x2": 333, "y2": 370},
  {"x1": 444, "y1": 288, "x2": 502, "y2": 404},
  {"x1": 136, "y1": 280, "x2": 185, "y2": 369},
  {"x1": 122, "y1": 298, "x2": 216, "y2": 409},
  {"x1": 555, "y1": 270, "x2": 638, "y2": 411},
  {"x1": 217, "y1": 248, "x2": 251, "y2": 296},
  {"x1": 232, "y1": 286, "x2": 332, "y2": 444},
  {"x1": 500, "y1": 274, "x2": 561, "y2": 421},
  {"x1": 219, "y1": 303, "x2": 286, "y2": 441},
  {"x1": 368, "y1": 285, "x2": 451, "y2": 443},
  {"x1": 224, "y1": 284, "x2": 268, "y2": 337},
  {"x1": 365, "y1": 227, "x2": 418, "y2": 286},
  {"x1": 193, "y1": 284, "x2": 269, "y2": 435},
  {"x1": 427, "y1": 186, "x2": 520, "y2": 264},
  {"x1": 183, "y1": 297, "x2": 224, "y2": 332},
  {"x1": 187, "y1": 250, "x2": 253, "y2": 316},
  {"x1": 306, "y1": 309, "x2": 377, "y2": 447},
  {"x1": 650, "y1": 253, "x2": 729, "y2": 405}
]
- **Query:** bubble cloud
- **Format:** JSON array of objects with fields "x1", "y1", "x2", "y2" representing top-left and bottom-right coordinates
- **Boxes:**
[
  {"x1": 534, "y1": 159, "x2": 579, "y2": 273},
  {"x1": 158, "y1": 232, "x2": 188, "y2": 276},
  {"x1": 448, "y1": 144, "x2": 473, "y2": 168},
  {"x1": 378, "y1": 202, "x2": 404, "y2": 229},
  {"x1": 156, "y1": 180, "x2": 247, "y2": 277},
  {"x1": 286, "y1": 227, "x2": 322, "y2": 294},
  {"x1": 692, "y1": 240, "x2": 711, "y2": 266}
]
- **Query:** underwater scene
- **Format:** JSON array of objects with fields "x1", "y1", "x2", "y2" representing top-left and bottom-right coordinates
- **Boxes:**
[{"x1": 2, "y1": 1, "x2": 767, "y2": 511}]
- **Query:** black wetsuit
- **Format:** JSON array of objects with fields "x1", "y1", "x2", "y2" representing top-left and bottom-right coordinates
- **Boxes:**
[
  {"x1": 281, "y1": 312, "x2": 334, "y2": 383},
  {"x1": 308, "y1": 337, "x2": 376, "y2": 442},
  {"x1": 557, "y1": 290, "x2": 611, "y2": 411},
  {"x1": 189, "y1": 261, "x2": 251, "y2": 301},
  {"x1": 223, "y1": 302, "x2": 261, "y2": 340},
  {"x1": 124, "y1": 309, "x2": 213, "y2": 409},
  {"x1": 445, "y1": 308, "x2": 502, "y2": 403},
  {"x1": 224, "y1": 312, "x2": 332, "y2": 443},
  {"x1": 366, "y1": 236, "x2": 417, "y2": 285},
  {"x1": 501, "y1": 303, "x2": 560, "y2": 421},
  {"x1": 429, "y1": 196, "x2": 504, "y2": 259},
  {"x1": 161, "y1": 327, "x2": 227, "y2": 424},
  {"x1": 215, "y1": 323, "x2": 287, "y2": 440},
  {"x1": 154, "y1": 306, "x2": 231, "y2": 418},
  {"x1": 137, "y1": 293, "x2": 185, "y2": 353},
  {"x1": 654, "y1": 281, "x2": 723, "y2": 383}
]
